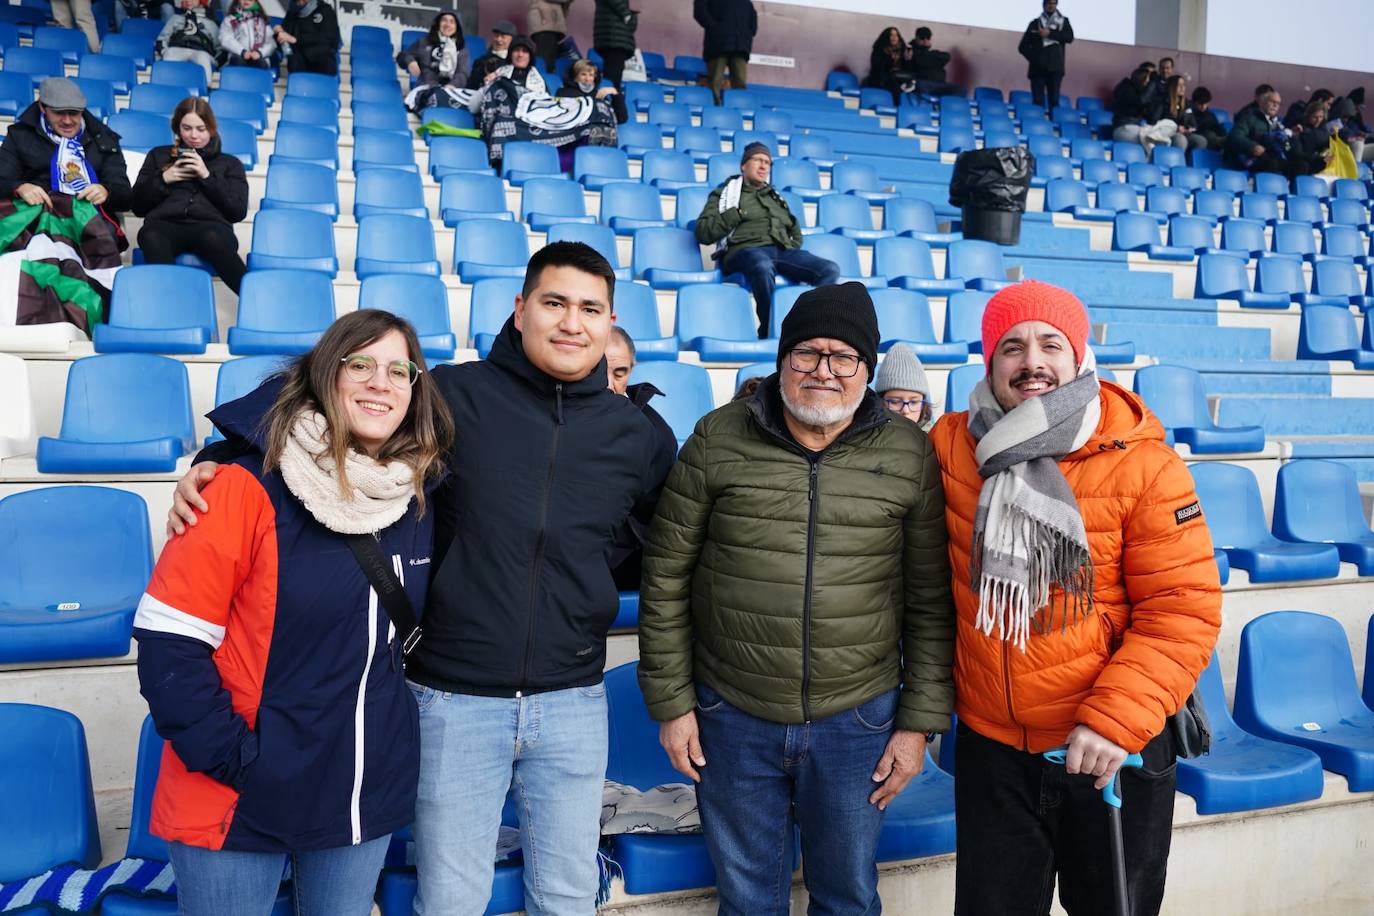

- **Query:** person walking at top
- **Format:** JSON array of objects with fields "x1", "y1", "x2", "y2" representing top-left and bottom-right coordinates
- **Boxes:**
[
  {"x1": 694, "y1": 0, "x2": 757, "y2": 105},
  {"x1": 593, "y1": 0, "x2": 638, "y2": 92},
  {"x1": 1018, "y1": 0, "x2": 1073, "y2": 113}
]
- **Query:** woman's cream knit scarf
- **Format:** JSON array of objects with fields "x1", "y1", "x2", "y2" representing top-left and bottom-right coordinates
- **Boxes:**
[{"x1": 278, "y1": 410, "x2": 415, "y2": 534}]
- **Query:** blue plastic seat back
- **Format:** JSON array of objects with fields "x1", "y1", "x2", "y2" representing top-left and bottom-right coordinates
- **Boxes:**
[
  {"x1": 217, "y1": 118, "x2": 258, "y2": 171},
  {"x1": 97, "y1": 33, "x2": 154, "y2": 70},
  {"x1": 1240, "y1": 192, "x2": 1280, "y2": 222},
  {"x1": 469, "y1": 277, "x2": 523, "y2": 342},
  {"x1": 981, "y1": 130, "x2": 1020, "y2": 150},
  {"x1": 871, "y1": 289, "x2": 937, "y2": 344},
  {"x1": 3, "y1": 45, "x2": 64, "y2": 82},
  {"x1": 944, "y1": 364, "x2": 983, "y2": 414},
  {"x1": 1169, "y1": 215, "x2": 1214, "y2": 251},
  {"x1": 358, "y1": 214, "x2": 437, "y2": 268},
  {"x1": 430, "y1": 135, "x2": 490, "y2": 174},
  {"x1": 125, "y1": 715, "x2": 168, "y2": 861},
  {"x1": 1045, "y1": 178, "x2": 1089, "y2": 212},
  {"x1": 208, "y1": 89, "x2": 269, "y2": 132},
  {"x1": 641, "y1": 149, "x2": 697, "y2": 185},
  {"x1": 1299, "y1": 302, "x2": 1360, "y2": 356},
  {"x1": 1170, "y1": 166, "x2": 1207, "y2": 192},
  {"x1": 1127, "y1": 162, "x2": 1163, "y2": 188},
  {"x1": 546, "y1": 222, "x2": 624, "y2": 269},
  {"x1": 1146, "y1": 186, "x2": 1187, "y2": 218},
  {"x1": 674, "y1": 84, "x2": 713, "y2": 110},
  {"x1": 674, "y1": 126, "x2": 722, "y2": 155},
  {"x1": 773, "y1": 157, "x2": 822, "y2": 191},
  {"x1": 1193, "y1": 189, "x2": 1235, "y2": 219},
  {"x1": 648, "y1": 101, "x2": 693, "y2": 129},
  {"x1": 0, "y1": 703, "x2": 100, "y2": 881},
  {"x1": 218, "y1": 65, "x2": 276, "y2": 105},
  {"x1": 1256, "y1": 255, "x2": 1305, "y2": 295},
  {"x1": 1110, "y1": 141, "x2": 1145, "y2": 166},
  {"x1": 1271, "y1": 221, "x2": 1315, "y2": 258},
  {"x1": 65, "y1": 77, "x2": 113, "y2": 121},
  {"x1": 214, "y1": 355, "x2": 287, "y2": 408},
  {"x1": 455, "y1": 218, "x2": 530, "y2": 268},
  {"x1": 1027, "y1": 136, "x2": 1064, "y2": 161},
  {"x1": 801, "y1": 232, "x2": 862, "y2": 276},
  {"x1": 280, "y1": 94, "x2": 342, "y2": 131},
  {"x1": 675, "y1": 186, "x2": 711, "y2": 230},
  {"x1": 1033, "y1": 155, "x2": 1072, "y2": 184},
  {"x1": 937, "y1": 125, "x2": 976, "y2": 153},
  {"x1": 1212, "y1": 169, "x2": 1249, "y2": 194},
  {"x1": 611, "y1": 280, "x2": 665, "y2": 342},
  {"x1": 352, "y1": 78, "x2": 403, "y2": 107},
  {"x1": 623, "y1": 82, "x2": 666, "y2": 111},
  {"x1": 1096, "y1": 181, "x2": 1139, "y2": 213},
  {"x1": 600, "y1": 181, "x2": 664, "y2": 222},
  {"x1": 1235, "y1": 611, "x2": 1369, "y2": 738},
  {"x1": 354, "y1": 130, "x2": 418, "y2": 169},
  {"x1": 632, "y1": 227, "x2": 707, "y2": 275},
  {"x1": 1196, "y1": 252, "x2": 1248, "y2": 296},
  {"x1": 1113, "y1": 211, "x2": 1162, "y2": 251},
  {"x1": 676, "y1": 283, "x2": 756, "y2": 342},
  {"x1": 1132, "y1": 365, "x2": 1212, "y2": 429},
  {"x1": 701, "y1": 107, "x2": 744, "y2": 133},
  {"x1": 264, "y1": 160, "x2": 339, "y2": 214},
  {"x1": 1222, "y1": 217, "x2": 1266, "y2": 256},
  {"x1": 1328, "y1": 197, "x2": 1367, "y2": 227},
  {"x1": 1070, "y1": 138, "x2": 1105, "y2": 161},
  {"x1": 1145, "y1": 144, "x2": 1182, "y2": 169},
  {"x1": 1312, "y1": 259, "x2": 1361, "y2": 298},
  {"x1": 1273, "y1": 459, "x2": 1374, "y2": 545},
  {"x1": 440, "y1": 172, "x2": 508, "y2": 219},
  {"x1": 151, "y1": 59, "x2": 208, "y2": 95},
  {"x1": 819, "y1": 193, "x2": 874, "y2": 233},
  {"x1": 827, "y1": 70, "x2": 859, "y2": 93},
  {"x1": 617, "y1": 122, "x2": 662, "y2": 152},
  {"x1": 361, "y1": 278, "x2": 453, "y2": 351},
  {"x1": 521, "y1": 176, "x2": 588, "y2": 221},
  {"x1": 1247, "y1": 171, "x2": 1285, "y2": 196},
  {"x1": 947, "y1": 239, "x2": 1005, "y2": 281},
  {"x1": 1322, "y1": 224, "x2": 1364, "y2": 259},
  {"x1": 705, "y1": 153, "x2": 738, "y2": 187},
  {"x1": 944, "y1": 291, "x2": 992, "y2": 348},
  {"x1": 128, "y1": 81, "x2": 192, "y2": 115},
  {"x1": 735, "y1": 362, "x2": 774, "y2": 391},
  {"x1": 874, "y1": 236, "x2": 936, "y2": 280},
  {"x1": 352, "y1": 102, "x2": 410, "y2": 135},
  {"x1": 237, "y1": 270, "x2": 337, "y2": 332},
  {"x1": 107, "y1": 264, "x2": 216, "y2": 337},
  {"x1": 286, "y1": 71, "x2": 340, "y2": 102},
  {"x1": 502, "y1": 141, "x2": 562, "y2": 179},
  {"x1": 884, "y1": 197, "x2": 937, "y2": 234},
  {"x1": 858, "y1": 87, "x2": 892, "y2": 111},
  {"x1": 1284, "y1": 194, "x2": 1322, "y2": 224},
  {"x1": 1079, "y1": 158, "x2": 1116, "y2": 186},
  {"x1": 605, "y1": 662, "x2": 685, "y2": 788},
  {"x1": 626, "y1": 362, "x2": 715, "y2": 446},
  {"x1": 1333, "y1": 178, "x2": 1369, "y2": 201},
  {"x1": 57, "y1": 354, "x2": 194, "y2": 448},
  {"x1": 731, "y1": 129, "x2": 778, "y2": 154},
  {"x1": 1188, "y1": 462, "x2": 1270, "y2": 549},
  {"x1": 273, "y1": 122, "x2": 342, "y2": 169},
  {"x1": 78, "y1": 53, "x2": 137, "y2": 95},
  {"x1": 753, "y1": 110, "x2": 794, "y2": 136},
  {"x1": 573, "y1": 146, "x2": 630, "y2": 184}
]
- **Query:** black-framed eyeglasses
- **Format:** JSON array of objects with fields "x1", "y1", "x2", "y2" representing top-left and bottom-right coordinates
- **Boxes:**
[
  {"x1": 883, "y1": 396, "x2": 931, "y2": 413},
  {"x1": 787, "y1": 348, "x2": 862, "y2": 378},
  {"x1": 340, "y1": 354, "x2": 421, "y2": 387}
]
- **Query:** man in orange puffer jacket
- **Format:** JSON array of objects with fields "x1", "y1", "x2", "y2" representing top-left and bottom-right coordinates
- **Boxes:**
[{"x1": 928, "y1": 280, "x2": 1221, "y2": 916}]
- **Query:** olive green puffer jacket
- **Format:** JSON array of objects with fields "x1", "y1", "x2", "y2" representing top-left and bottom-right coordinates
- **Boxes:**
[{"x1": 637, "y1": 377, "x2": 956, "y2": 734}]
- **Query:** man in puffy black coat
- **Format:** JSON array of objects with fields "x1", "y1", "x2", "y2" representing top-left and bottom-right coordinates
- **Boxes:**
[
  {"x1": 275, "y1": 0, "x2": 340, "y2": 75},
  {"x1": 0, "y1": 78, "x2": 131, "y2": 215},
  {"x1": 1017, "y1": 0, "x2": 1073, "y2": 113},
  {"x1": 694, "y1": 0, "x2": 757, "y2": 104},
  {"x1": 908, "y1": 26, "x2": 963, "y2": 98}
]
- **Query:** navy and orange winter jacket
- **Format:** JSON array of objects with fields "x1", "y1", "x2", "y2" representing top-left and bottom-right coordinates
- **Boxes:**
[{"x1": 134, "y1": 385, "x2": 435, "y2": 853}]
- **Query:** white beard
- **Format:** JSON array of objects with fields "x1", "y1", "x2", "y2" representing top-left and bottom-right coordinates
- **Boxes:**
[{"x1": 781, "y1": 382, "x2": 862, "y2": 428}]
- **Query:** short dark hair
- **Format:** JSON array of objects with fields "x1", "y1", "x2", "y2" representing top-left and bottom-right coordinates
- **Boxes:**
[
  {"x1": 609, "y1": 325, "x2": 636, "y2": 362},
  {"x1": 1311, "y1": 88, "x2": 1334, "y2": 103},
  {"x1": 915, "y1": 26, "x2": 932, "y2": 40},
  {"x1": 1159, "y1": 56, "x2": 1174, "y2": 68},
  {"x1": 1254, "y1": 83, "x2": 1274, "y2": 97},
  {"x1": 1133, "y1": 67, "x2": 1151, "y2": 83},
  {"x1": 522, "y1": 241, "x2": 617, "y2": 306},
  {"x1": 1140, "y1": 61, "x2": 1155, "y2": 71},
  {"x1": 1191, "y1": 86, "x2": 1212, "y2": 104}
]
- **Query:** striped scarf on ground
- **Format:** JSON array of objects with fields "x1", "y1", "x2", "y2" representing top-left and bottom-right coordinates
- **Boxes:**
[{"x1": 966, "y1": 349, "x2": 1100, "y2": 651}]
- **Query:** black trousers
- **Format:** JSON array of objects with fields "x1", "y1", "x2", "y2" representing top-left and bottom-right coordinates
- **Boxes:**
[
  {"x1": 1030, "y1": 72, "x2": 1063, "y2": 112},
  {"x1": 1249, "y1": 155, "x2": 1312, "y2": 181},
  {"x1": 596, "y1": 46, "x2": 631, "y2": 90},
  {"x1": 531, "y1": 30, "x2": 562, "y2": 73},
  {"x1": 138, "y1": 219, "x2": 247, "y2": 295},
  {"x1": 953, "y1": 723, "x2": 1178, "y2": 916},
  {"x1": 287, "y1": 45, "x2": 337, "y2": 76}
]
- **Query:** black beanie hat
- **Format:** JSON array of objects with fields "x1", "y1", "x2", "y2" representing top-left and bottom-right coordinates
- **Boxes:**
[
  {"x1": 740, "y1": 140, "x2": 772, "y2": 166},
  {"x1": 776, "y1": 281, "x2": 880, "y2": 375}
]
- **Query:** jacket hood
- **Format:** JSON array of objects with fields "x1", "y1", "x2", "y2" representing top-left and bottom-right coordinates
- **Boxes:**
[
  {"x1": 486, "y1": 314, "x2": 610, "y2": 399},
  {"x1": 1064, "y1": 379, "x2": 1163, "y2": 460},
  {"x1": 208, "y1": 372, "x2": 287, "y2": 452}
]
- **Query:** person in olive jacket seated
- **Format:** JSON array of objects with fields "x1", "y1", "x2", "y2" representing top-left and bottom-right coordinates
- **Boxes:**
[
  {"x1": 0, "y1": 77, "x2": 131, "y2": 220},
  {"x1": 132, "y1": 97, "x2": 249, "y2": 294},
  {"x1": 274, "y1": 0, "x2": 340, "y2": 75}
]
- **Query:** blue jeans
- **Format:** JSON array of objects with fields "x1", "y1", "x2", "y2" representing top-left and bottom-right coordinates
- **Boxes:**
[
  {"x1": 694, "y1": 683, "x2": 898, "y2": 916},
  {"x1": 167, "y1": 836, "x2": 389, "y2": 916},
  {"x1": 410, "y1": 681, "x2": 609, "y2": 916},
  {"x1": 724, "y1": 245, "x2": 842, "y2": 337}
]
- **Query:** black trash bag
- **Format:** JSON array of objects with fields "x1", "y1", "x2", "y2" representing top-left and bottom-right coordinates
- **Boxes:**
[{"x1": 948, "y1": 146, "x2": 1035, "y2": 212}]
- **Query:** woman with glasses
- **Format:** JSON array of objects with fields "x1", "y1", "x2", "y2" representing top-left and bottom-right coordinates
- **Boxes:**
[
  {"x1": 876, "y1": 343, "x2": 935, "y2": 430},
  {"x1": 133, "y1": 310, "x2": 454, "y2": 916}
]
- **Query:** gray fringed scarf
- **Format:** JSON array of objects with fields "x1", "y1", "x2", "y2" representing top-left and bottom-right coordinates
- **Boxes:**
[
  {"x1": 1038, "y1": 10, "x2": 1065, "y2": 45},
  {"x1": 967, "y1": 350, "x2": 1100, "y2": 651}
]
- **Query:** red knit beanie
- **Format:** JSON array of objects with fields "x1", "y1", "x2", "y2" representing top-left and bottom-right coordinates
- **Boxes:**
[{"x1": 980, "y1": 280, "x2": 1091, "y2": 373}]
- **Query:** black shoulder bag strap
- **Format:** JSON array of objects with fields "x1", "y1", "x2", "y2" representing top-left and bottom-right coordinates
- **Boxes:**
[{"x1": 345, "y1": 534, "x2": 423, "y2": 658}]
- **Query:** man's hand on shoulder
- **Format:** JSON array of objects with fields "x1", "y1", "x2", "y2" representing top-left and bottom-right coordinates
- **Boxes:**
[{"x1": 166, "y1": 461, "x2": 218, "y2": 538}]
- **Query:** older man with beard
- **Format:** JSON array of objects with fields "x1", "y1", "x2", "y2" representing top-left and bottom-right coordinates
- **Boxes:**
[{"x1": 638, "y1": 282, "x2": 956, "y2": 915}]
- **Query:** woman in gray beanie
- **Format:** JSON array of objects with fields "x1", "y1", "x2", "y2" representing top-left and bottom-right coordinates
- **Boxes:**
[{"x1": 876, "y1": 343, "x2": 935, "y2": 429}]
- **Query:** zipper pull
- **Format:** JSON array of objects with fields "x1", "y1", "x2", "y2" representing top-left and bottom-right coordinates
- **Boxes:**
[
  {"x1": 555, "y1": 382, "x2": 564, "y2": 425},
  {"x1": 808, "y1": 463, "x2": 818, "y2": 501}
]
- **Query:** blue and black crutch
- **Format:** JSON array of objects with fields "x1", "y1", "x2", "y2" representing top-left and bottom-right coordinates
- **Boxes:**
[{"x1": 1044, "y1": 747, "x2": 1144, "y2": 916}]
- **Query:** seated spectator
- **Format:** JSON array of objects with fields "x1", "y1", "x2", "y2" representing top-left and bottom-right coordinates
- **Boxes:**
[
  {"x1": 499, "y1": 36, "x2": 547, "y2": 92},
  {"x1": 875, "y1": 343, "x2": 934, "y2": 430},
  {"x1": 156, "y1": 0, "x2": 222, "y2": 84},
  {"x1": 275, "y1": 0, "x2": 341, "y2": 76},
  {"x1": 117, "y1": 0, "x2": 175, "y2": 30},
  {"x1": 556, "y1": 58, "x2": 626, "y2": 124},
  {"x1": 1284, "y1": 89, "x2": 1333, "y2": 129},
  {"x1": 1329, "y1": 88, "x2": 1374, "y2": 163},
  {"x1": 907, "y1": 27, "x2": 964, "y2": 98},
  {"x1": 863, "y1": 26, "x2": 908, "y2": 106},
  {"x1": 1233, "y1": 83, "x2": 1273, "y2": 123},
  {"x1": 219, "y1": 0, "x2": 276, "y2": 69},
  {"x1": 397, "y1": 10, "x2": 469, "y2": 88},
  {"x1": 1142, "y1": 56, "x2": 1172, "y2": 110},
  {"x1": 695, "y1": 141, "x2": 840, "y2": 337},
  {"x1": 132, "y1": 97, "x2": 249, "y2": 295},
  {"x1": 1184, "y1": 86, "x2": 1227, "y2": 150},
  {"x1": 467, "y1": 19, "x2": 516, "y2": 88},
  {"x1": 1289, "y1": 103, "x2": 1333, "y2": 175},
  {"x1": 0, "y1": 78, "x2": 130, "y2": 219},
  {"x1": 1224, "y1": 89, "x2": 1311, "y2": 178},
  {"x1": 1160, "y1": 74, "x2": 1206, "y2": 150}
]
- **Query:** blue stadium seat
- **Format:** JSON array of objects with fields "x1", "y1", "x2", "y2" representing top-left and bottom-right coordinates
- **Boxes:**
[
  {"x1": 217, "y1": 117, "x2": 258, "y2": 171},
  {"x1": 675, "y1": 186, "x2": 711, "y2": 233},
  {"x1": 1250, "y1": 171, "x2": 1286, "y2": 197},
  {"x1": 753, "y1": 109, "x2": 794, "y2": 138},
  {"x1": 1144, "y1": 186, "x2": 1188, "y2": 221},
  {"x1": 705, "y1": 153, "x2": 738, "y2": 190},
  {"x1": 0, "y1": 70, "x2": 32, "y2": 117},
  {"x1": 573, "y1": 145, "x2": 631, "y2": 191},
  {"x1": 1132, "y1": 365, "x2": 1265, "y2": 453},
  {"x1": 734, "y1": 362, "x2": 774, "y2": 392},
  {"x1": 468, "y1": 277, "x2": 522, "y2": 355},
  {"x1": 1273, "y1": 460, "x2": 1374, "y2": 575},
  {"x1": 1113, "y1": 211, "x2": 1193, "y2": 260},
  {"x1": 545, "y1": 222, "x2": 630, "y2": 279},
  {"x1": 262, "y1": 161, "x2": 339, "y2": 218},
  {"x1": 802, "y1": 233, "x2": 885, "y2": 288},
  {"x1": 1069, "y1": 137, "x2": 1105, "y2": 165},
  {"x1": 946, "y1": 239, "x2": 1013, "y2": 291},
  {"x1": 1175, "y1": 653, "x2": 1325, "y2": 815},
  {"x1": 429, "y1": 135, "x2": 492, "y2": 179},
  {"x1": 1045, "y1": 178, "x2": 1114, "y2": 221},
  {"x1": 1257, "y1": 255, "x2": 1339, "y2": 307},
  {"x1": 676, "y1": 283, "x2": 777, "y2": 361},
  {"x1": 1027, "y1": 135, "x2": 1065, "y2": 162},
  {"x1": 207, "y1": 88, "x2": 268, "y2": 133},
  {"x1": 982, "y1": 129, "x2": 1020, "y2": 150},
  {"x1": 1284, "y1": 194, "x2": 1324, "y2": 226},
  {"x1": 218, "y1": 65, "x2": 275, "y2": 106},
  {"x1": 358, "y1": 275, "x2": 457, "y2": 361},
  {"x1": 673, "y1": 125, "x2": 723, "y2": 162},
  {"x1": 875, "y1": 748, "x2": 956, "y2": 862},
  {"x1": 938, "y1": 124, "x2": 976, "y2": 154},
  {"x1": 882, "y1": 198, "x2": 960, "y2": 247},
  {"x1": 280, "y1": 94, "x2": 341, "y2": 133},
  {"x1": 1189, "y1": 463, "x2": 1341, "y2": 582},
  {"x1": 150, "y1": 59, "x2": 207, "y2": 96},
  {"x1": 1296, "y1": 303, "x2": 1374, "y2": 369},
  {"x1": 247, "y1": 209, "x2": 338, "y2": 275},
  {"x1": 1332, "y1": 178, "x2": 1369, "y2": 201},
  {"x1": 1110, "y1": 141, "x2": 1145, "y2": 166},
  {"x1": 353, "y1": 129, "x2": 419, "y2": 173},
  {"x1": 819, "y1": 193, "x2": 892, "y2": 241},
  {"x1": 0, "y1": 487, "x2": 151, "y2": 664},
  {"x1": 1168, "y1": 215, "x2": 1219, "y2": 255},
  {"x1": 627, "y1": 362, "x2": 714, "y2": 447},
  {"x1": 1170, "y1": 165, "x2": 1208, "y2": 194},
  {"x1": 641, "y1": 150, "x2": 700, "y2": 192},
  {"x1": 128, "y1": 81, "x2": 192, "y2": 115},
  {"x1": 0, "y1": 704, "x2": 100, "y2": 880},
  {"x1": 416, "y1": 106, "x2": 476, "y2": 136},
  {"x1": 350, "y1": 24, "x2": 392, "y2": 51},
  {"x1": 520, "y1": 176, "x2": 595, "y2": 231},
  {"x1": 874, "y1": 236, "x2": 963, "y2": 297},
  {"x1": 501, "y1": 140, "x2": 564, "y2": 185},
  {"x1": 94, "y1": 265, "x2": 217, "y2": 354},
  {"x1": 37, "y1": 355, "x2": 195, "y2": 473},
  {"x1": 354, "y1": 168, "x2": 428, "y2": 221},
  {"x1": 2, "y1": 45, "x2": 64, "y2": 85},
  {"x1": 701, "y1": 106, "x2": 745, "y2": 136},
  {"x1": 1192, "y1": 147, "x2": 1223, "y2": 170},
  {"x1": 1125, "y1": 161, "x2": 1164, "y2": 191},
  {"x1": 1222, "y1": 217, "x2": 1268, "y2": 259},
  {"x1": 772, "y1": 157, "x2": 826, "y2": 202},
  {"x1": 612, "y1": 280, "x2": 677, "y2": 359},
  {"x1": 1321, "y1": 225, "x2": 1368, "y2": 266},
  {"x1": 1097, "y1": 181, "x2": 1149, "y2": 217},
  {"x1": 1270, "y1": 220, "x2": 1318, "y2": 261},
  {"x1": 78, "y1": 52, "x2": 137, "y2": 96},
  {"x1": 941, "y1": 291, "x2": 992, "y2": 353},
  {"x1": 204, "y1": 356, "x2": 287, "y2": 445},
  {"x1": 1192, "y1": 253, "x2": 1287, "y2": 308},
  {"x1": 100, "y1": 33, "x2": 154, "y2": 70},
  {"x1": 617, "y1": 121, "x2": 663, "y2": 159},
  {"x1": 1240, "y1": 192, "x2": 1281, "y2": 224},
  {"x1": 1192, "y1": 188, "x2": 1236, "y2": 221},
  {"x1": 1366, "y1": 617, "x2": 1374, "y2": 712},
  {"x1": 944, "y1": 363, "x2": 983, "y2": 414},
  {"x1": 352, "y1": 101, "x2": 410, "y2": 137},
  {"x1": 286, "y1": 70, "x2": 340, "y2": 103},
  {"x1": 357, "y1": 214, "x2": 440, "y2": 278},
  {"x1": 229, "y1": 270, "x2": 335, "y2": 354},
  {"x1": 1326, "y1": 197, "x2": 1370, "y2": 231},
  {"x1": 1212, "y1": 169, "x2": 1248, "y2": 194},
  {"x1": 832, "y1": 161, "x2": 895, "y2": 202},
  {"x1": 1234, "y1": 611, "x2": 1374, "y2": 791},
  {"x1": 453, "y1": 218, "x2": 530, "y2": 281},
  {"x1": 632, "y1": 227, "x2": 721, "y2": 288},
  {"x1": 871, "y1": 288, "x2": 967, "y2": 363},
  {"x1": 827, "y1": 70, "x2": 860, "y2": 94},
  {"x1": 439, "y1": 172, "x2": 512, "y2": 226},
  {"x1": 624, "y1": 81, "x2": 667, "y2": 113},
  {"x1": 1080, "y1": 158, "x2": 1118, "y2": 186},
  {"x1": 271, "y1": 122, "x2": 342, "y2": 170},
  {"x1": 1311, "y1": 259, "x2": 1374, "y2": 310},
  {"x1": 648, "y1": 101, "x2": 693, "y2": 133},
  {"x1": 859, "y1": 86, "x2": 895, "y2": 115},
  {"x1": 600, "y1": 182, "x2": 671, "y2": 233},
  {"x1": 68, "y1": 76, "x2": 114, "y2": 121}
]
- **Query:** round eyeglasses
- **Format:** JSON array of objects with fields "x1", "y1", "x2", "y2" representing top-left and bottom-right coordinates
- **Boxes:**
[{"x1": 340, "y1": 354, "x2": 421, "y2": 387}]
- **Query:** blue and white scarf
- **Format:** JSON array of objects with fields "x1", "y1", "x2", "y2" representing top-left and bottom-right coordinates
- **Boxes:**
[{"x1": 41, "y1": 114, "x2": 96, "y2": 195}]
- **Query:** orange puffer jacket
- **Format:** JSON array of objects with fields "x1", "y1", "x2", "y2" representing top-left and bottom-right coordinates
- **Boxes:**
[{"x1": 928, "y1": 381, "x2": 1221, "y2": 754}]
